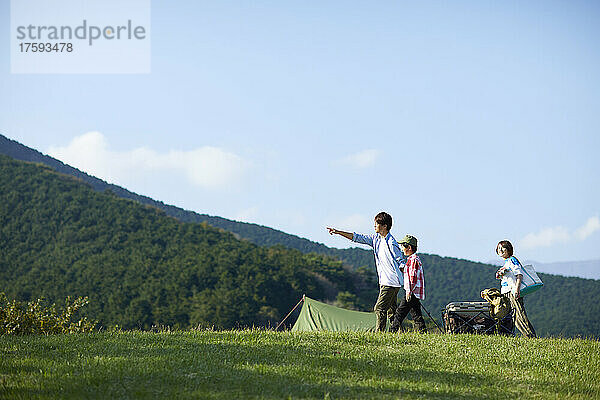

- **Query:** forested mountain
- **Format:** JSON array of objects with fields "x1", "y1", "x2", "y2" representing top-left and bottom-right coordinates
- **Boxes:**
[
  {"x1": 1, "y1": 137, "x2": 600, "y2": 337},
  {"x1": 0, "y1": 155, "x2": 376, "y2": 329},
  {"x1": 0, "y1": 134, "x2": 380, "y2": 270}
]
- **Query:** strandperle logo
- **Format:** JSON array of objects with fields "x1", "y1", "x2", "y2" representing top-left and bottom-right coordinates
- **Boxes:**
[
  {"x1": 15, "y1": 19, "x2": 147, "y2": 46},
  {"x1": 11, "y1": 0, "x2": 151, "y2": 73}
]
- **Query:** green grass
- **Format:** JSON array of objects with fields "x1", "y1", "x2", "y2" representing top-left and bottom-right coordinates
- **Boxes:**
[{"x1": 1, "y1": 331, "x2": 599, "y2": 399}]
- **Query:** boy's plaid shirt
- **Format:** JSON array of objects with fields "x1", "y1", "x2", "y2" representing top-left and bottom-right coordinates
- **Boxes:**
[{"x1": 404, "y1": 253, "x2": 425, "y2": 300}]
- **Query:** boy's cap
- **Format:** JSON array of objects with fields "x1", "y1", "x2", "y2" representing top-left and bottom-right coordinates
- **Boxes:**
[{"x1": 398, "y1": 235, "x2": 418, "y2": 247}]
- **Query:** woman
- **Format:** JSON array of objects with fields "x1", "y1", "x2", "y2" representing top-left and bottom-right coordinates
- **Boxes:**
[{"x1": 496, "y1": 240, "x2": 537, "y2": 338}]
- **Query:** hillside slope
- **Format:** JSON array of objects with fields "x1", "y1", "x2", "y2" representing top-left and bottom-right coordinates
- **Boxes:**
[
  {"x1": 0, "y1": 134, "x2": 379, "y2": 270},
  {"x1": 0, "y1": 155, "x2": 372, "y2": 329},
  {"x1": 1, "y1": 137, "x2": 600, "y2": 336}
]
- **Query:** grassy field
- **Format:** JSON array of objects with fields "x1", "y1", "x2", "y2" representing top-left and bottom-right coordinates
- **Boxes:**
[{"x1": 1, "y1": 330, "x2": 599, "y2": 399}]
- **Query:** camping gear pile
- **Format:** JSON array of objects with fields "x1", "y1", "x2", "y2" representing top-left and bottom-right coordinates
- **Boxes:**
[{"x1": 441, "y1": 301, "x2": 514, "y2": 335}]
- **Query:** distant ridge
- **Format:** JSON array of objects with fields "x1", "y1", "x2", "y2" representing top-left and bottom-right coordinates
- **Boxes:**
[{"x1": 536, "y1": 259, "x2": 600, "y2": 280}]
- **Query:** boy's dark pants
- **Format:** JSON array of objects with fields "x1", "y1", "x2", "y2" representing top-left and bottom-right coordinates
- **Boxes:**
[
  {"x1": 374, "y1": 285, "x2": 400, "y2": 332},
  {"x1": 390, "y1": 294, "x2": 426, "y2": 333}
]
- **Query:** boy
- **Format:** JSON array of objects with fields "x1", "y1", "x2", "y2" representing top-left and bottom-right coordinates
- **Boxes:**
[
  {"x1": 327, "y1": 211, "x2": 404, "y2": 332},
  {"x1": 390, "y1": 235, "x2": 426, "y2": 333}
]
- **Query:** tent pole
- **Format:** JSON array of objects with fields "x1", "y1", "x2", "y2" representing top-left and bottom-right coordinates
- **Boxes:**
[
  {"x1": 275, "y1": 295, "x2": 305, "y2": 331},
  {"x1": 420, "y1": 303, "x2": 444, "y2": 333}
]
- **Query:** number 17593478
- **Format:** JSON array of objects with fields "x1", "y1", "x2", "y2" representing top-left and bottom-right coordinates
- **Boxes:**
[{"x1": 19, "y1": 42, "x2": 73, "y2": 52}]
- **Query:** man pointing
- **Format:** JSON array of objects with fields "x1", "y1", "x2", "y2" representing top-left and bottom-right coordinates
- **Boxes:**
[{"x1": 327, "y1": 211, "x2": 404, "y2": 332}]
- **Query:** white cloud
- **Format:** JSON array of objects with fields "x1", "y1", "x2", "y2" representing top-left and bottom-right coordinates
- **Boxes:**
[
  {"x1": 47, "y1": 131, "x2": 248, "y2": 190},
  {"x1": 337, "y1": 149, "x2": 379, "y2": 168},
  {"x1": 234, "y1": 207, "x2": 260, "y2": 223},
  {"x1": 520, "y1": 216, "x2": 600, "y2": 250},
  {"x1": 574, "y1": 216, "x2": 600, "y2": 241},
  {"x1": 48, "y1": 131, "x2": 112, "y2": 180},
  {"x1": 334, "y1": 214, "x2": 372, "y2": 232},
  {"x1": 520, "y1": 226, "x2": 570, "y2": 250}
]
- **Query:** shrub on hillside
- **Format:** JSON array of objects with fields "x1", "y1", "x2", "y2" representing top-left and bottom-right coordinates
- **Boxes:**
[{"x1": 0, "y1": 292, "x2": 96, "y2": 335}]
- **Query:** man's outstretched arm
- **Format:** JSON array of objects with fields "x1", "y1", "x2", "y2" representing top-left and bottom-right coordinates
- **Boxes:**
[{"x1": 326, "y1": 227, "x2": 353, "y2": 241}]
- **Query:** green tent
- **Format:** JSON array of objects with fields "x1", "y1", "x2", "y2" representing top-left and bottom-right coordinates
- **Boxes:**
[{"x1": 291, "y1": 296, "x2": 382, "y2": 332}]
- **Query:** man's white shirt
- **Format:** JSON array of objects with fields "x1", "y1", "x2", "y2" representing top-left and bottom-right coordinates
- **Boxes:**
[{"x1": 352, "y1": 232, "x2": 404, "y2": 287}]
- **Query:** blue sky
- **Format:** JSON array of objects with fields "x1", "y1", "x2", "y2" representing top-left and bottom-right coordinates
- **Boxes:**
[{"x1": 1, "y1": 1, "x2": 599, "y2": 264}]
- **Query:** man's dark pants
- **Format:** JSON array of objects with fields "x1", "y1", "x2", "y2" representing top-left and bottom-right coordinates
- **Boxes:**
[
  {"x1": 390, "y1": 294, "x2": 426, "y2": 333},
  {"x1": 374, "y1": 285, "x2": 400, "y2": 332}
]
